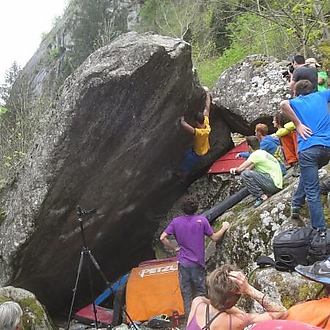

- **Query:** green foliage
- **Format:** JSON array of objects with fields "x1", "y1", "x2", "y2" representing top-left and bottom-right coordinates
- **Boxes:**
[
  {"x1": 20, "y1": 298, "x2": 45, "y2": 329},
  {"x1": 70, "y1": 0, "x2": 121, "y2": 69},
  {"x1": 0, "y1": 62, "x2": 21, "y2": 106},
  {"x1": 0, "y1": 107, "x2": 8, "y2": 114},
  {"x1": 138, "y1": 0, "x2": 208, "y2": 40},
  {"x1": 49, "y1": 46, "x2": 61, "y2": 61}
]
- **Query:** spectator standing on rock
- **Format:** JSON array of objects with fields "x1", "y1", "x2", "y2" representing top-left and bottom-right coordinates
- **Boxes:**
[
  {"x1": 280, "y1": 79, "x2": 330, "y2": 237},
  {"x1": 176, "y1": 87, "x2": 211, "y2": 182},
  {"x1": 160, "y1": 197, "x2": 230, "y2": 319},
  {"x1": 230, "y1": 136, "x2": 283, "y2": 208},
  {"x1": 305, "y1": 57, "x2": 328, "y2": 92},
  {"x1": 0, "y1": 301, "x2": 23, "y2": 330},
  {"x1": 289, "y1": 55, "x2": 318, "y2": 92},
  {"x1": 186, "y1": 264, "x2": 287, "y2": 330}
]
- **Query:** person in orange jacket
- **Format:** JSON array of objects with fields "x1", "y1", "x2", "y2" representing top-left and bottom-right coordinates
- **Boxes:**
[
  {"x1": 272, "y1": 112, "x2": 299, "y2": 177},
  {"x1": 286, "y1": 258, "x2": 330, "y2": 329}
]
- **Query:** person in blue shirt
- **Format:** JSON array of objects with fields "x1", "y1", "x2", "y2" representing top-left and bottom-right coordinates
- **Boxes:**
[
  {"x1": 236, "y1": 123, "x2": 288, "y2": 176},
  {"x1": 280, "y1": 79, "x2": 330, "y2": 237}
]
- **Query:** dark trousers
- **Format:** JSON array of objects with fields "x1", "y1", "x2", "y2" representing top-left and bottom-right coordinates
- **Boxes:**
[
  {"x1": 292, "y1": 145, "x2": 330, "y2": 229},
  {"x1": 241, "y1": 170, "x2": 280, "y2": 197},
  {"x1": 178, "y1": 263, "x2": 206, "y2": 318}
]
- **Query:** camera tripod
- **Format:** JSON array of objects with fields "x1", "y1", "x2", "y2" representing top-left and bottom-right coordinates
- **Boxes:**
[{"x1": 66, "y1": 206, "x2": 139, "y2": 330}]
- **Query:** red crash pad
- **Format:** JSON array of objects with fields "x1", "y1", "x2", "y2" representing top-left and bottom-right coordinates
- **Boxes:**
[
  {"x1": 208, "y1": 141, "x2": 247, "y2": 174},
  {"x1": 74, "y1": 304, "x2": 113, "y2": 326}
]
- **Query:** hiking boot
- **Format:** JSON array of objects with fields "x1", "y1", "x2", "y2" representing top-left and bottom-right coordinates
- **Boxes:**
[
  {"x1": 291, "y1": 206, "x2": 301, "y2": 219},
  {"x1": 147, "y1": 314, "x2": 170, "y2": 329},
  {"x1": 320, "y1": 177, "x2": 330, "y2": 195},
  {"x1": 317, "y1": 228, "x2": 327, "y2": 238},
  {"x1": 296, "y1": 258, "x2": 330, "y2": 277},
  {"x1": 292, "y1": 163, "x2": 300, "y2": 177},
  {"x1": 254, "y1": 197, "x2": 264, "y2": 208}
]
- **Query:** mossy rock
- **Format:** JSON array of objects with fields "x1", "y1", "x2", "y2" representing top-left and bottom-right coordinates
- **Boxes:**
[
  {"x1": 0, "y1": 286, "x2": 54, "y2": 330},
  {"x1": 252, "y1": 61, "x2": 268, "y2": 67}
]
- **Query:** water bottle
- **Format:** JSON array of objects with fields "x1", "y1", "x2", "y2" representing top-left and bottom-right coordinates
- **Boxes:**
[{"x1": 172, "y1": 310, "x2": 180, "y2": 327}]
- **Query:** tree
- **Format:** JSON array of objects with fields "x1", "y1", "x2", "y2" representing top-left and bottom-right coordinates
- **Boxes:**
[
  {"x1": 0, "y1": 62, "x2": 21, "y2": 106},
  {"x1": 224, "y1": 0, "x2": 330, "y2": 57}
]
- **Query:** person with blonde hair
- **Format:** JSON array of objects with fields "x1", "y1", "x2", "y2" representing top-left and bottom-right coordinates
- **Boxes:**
[
  {"x1": 186, "y1": 264, "x2": 287, "y2": 330},
  {"x1": 0, "y1": 301, "x2": 23, "y2": 330}
]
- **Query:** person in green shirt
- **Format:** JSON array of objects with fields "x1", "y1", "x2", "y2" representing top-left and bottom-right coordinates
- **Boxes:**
[
  {"x1": 229, "y1": 136, "x2": 283, "y2": 208},
  {"x1": 306, "y1": 57, "x2": 328, "y2": 91}
]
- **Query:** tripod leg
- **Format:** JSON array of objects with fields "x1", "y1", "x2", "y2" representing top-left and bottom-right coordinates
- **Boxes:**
[
  {"x1": 85, "y1": 249, "x2": 99, "y2": 329},
  {"x1": 87, "y1": 251, "x2": 138, "y2": 330},
  {"x1": 87, "y1": 251, "x2": 111, "y2": 286},
  {"x1": 66, "y1": 250, "x2": 85, "y2": 330}
]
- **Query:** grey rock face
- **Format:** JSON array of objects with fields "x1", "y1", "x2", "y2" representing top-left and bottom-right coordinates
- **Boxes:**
[
  {"x1": 0, "y1": 32, "x2": 232, "y2": 313},
  {"x1": 212, "y1": 54, "x2": 292, "y2": 135}
]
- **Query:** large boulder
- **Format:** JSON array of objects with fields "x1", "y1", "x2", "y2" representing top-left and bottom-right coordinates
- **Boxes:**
[
  {"x1": 212, "y1": 54, "x2": 292, "y2": 135},
  {"x1": 0, "y1": 32, "x2": 232, "y2": 314}
]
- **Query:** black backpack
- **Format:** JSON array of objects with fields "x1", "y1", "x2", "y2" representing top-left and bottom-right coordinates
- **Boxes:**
[
  {"x1": 257, "y1": 227, "x2": 330, "y2": 272},
  {"x1": 267, "y1": 227, "x2": 330, "y2": 272},
  {"x1": 308, "y1": 230, "x2": 330, "y2": 264}
]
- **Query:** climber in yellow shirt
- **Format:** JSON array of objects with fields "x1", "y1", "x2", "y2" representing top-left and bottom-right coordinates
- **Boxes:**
[{"x1": 176, "y1": 87, "x2": 211, "y2": 182}]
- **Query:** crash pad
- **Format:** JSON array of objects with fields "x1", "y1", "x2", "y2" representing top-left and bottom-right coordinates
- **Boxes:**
[
  {"x1": 126, "y1": 259, "x2": 184, "y2": 321},
  {"x1": 208, "y1": 140, "x2": 247, "y2": 174},
  {"x1": 74, "y1": 304, "x2": 113, "y2": 326}
]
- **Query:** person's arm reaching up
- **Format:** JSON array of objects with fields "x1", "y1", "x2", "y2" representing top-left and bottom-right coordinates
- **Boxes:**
[
  {"x1": 228, "y1": 271, "x2": 287, "y2": 327},
  {"x1": 203, "y1": 87, "x2": 211, "y2": 117}
]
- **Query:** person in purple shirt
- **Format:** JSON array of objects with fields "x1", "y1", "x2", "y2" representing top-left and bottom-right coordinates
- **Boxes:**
[{"x1": 160, "y1": 197, "x2": 230, "y2": 318}]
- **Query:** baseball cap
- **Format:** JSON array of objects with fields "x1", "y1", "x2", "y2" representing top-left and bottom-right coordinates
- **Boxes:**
[{"x1": 305, "y1": 57, "x2": 321, "y2": 67}]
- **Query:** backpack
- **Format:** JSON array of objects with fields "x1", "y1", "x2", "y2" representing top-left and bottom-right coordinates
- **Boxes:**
[
  {"x1": 308, "y1": 231, "x2": 330, "y2": 264},
  {"x1": 271, "y1": 227, "x2": 330, "y2": 272}
]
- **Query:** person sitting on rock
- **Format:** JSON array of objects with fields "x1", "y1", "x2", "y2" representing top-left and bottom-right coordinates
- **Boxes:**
[
  {"x1": 236, "y1": 123, "x2": 288, "y2": 176},
  {"x1": 176, "y1": 87, "x2": 211, "y2": 182},
  {"x1": 272, "y1": 112, "x2": 299, "y2": 177},
  {"x1": 230, "y1": 136, "x2": 283, "y2": 208},
  {"x1": 186, "y1": 264, "x2": 287, "y2": 330},
  {"x1": 0, "y1": 301, "x2": 23, "y2": 330}
]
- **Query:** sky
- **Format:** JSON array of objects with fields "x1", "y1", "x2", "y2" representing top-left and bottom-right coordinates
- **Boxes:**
[{"x1": 0, "y1": 0, "x2": 68, "y2": 85}]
